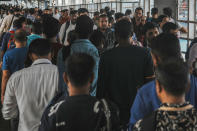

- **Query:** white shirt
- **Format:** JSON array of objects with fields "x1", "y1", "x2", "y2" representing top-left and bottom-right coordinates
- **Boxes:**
[
  {"x1": 2, "y1": 59, "x2": 59, "y2": 131},
  {"x1": 59, "y1": 21, "x2": 76, "y2": 46},
  {"x1": 53, "y1": 13, "x2": 60, "y2": 20}
]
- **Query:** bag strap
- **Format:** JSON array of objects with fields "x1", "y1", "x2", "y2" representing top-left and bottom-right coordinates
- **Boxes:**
[
  {"x1": 62, "y1": 21, "x2": 70, "y2": 44},
  {"x1": 141, "y1": 111, "x2": 157, "y2": 131},
  {"x1": 8, "y1": 15, "x2": 14, "y2": 31}
]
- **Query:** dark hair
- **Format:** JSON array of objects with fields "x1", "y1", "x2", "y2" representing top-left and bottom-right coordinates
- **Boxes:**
[
  {"x1": 157, "y1": 15, "x2": 168, "y2": 23},
  {"x1": 150, "y1": 33, "x2": 182, "y2": 62},
  {"x1": 67, "y1": 30, "x2": 77, "y2": 45},
  {"x1": 94, "y1": 11, "x2": 100, "y2": 16},
  {"x1": 125, "y1": 9, "x2": 132, "y2": 16},
  {"x1": 155, "y1": 58, "x2": 189, "y2": 96},
  {"x1": 29, "y1": 38, "x2": 52, "y2": 56},
  {"x1": 78, "y1": 8, "x2": 89, "y2": 15},
  {"x1": 42, "y1": 16, "x2": 60, "y2": 38},
  {"x1": 115, "y1": 12, "x2": 124, "y2": 20},
  {"x1": 65, "y1": 53, "x2": 95, "y2": 87},
  {"x1": 104, "y1": 6, "x2": 110, "y2": 13},
  {"x1": 108, "y1": 16, "x2": 114, "y2": 23},
  {"x1": 143, "y1": 22, "x2": 159, "y2": 35},
  {"x1": 18, "y1": 16, "x2": 26, "y2": 24},
  {"x1": 163, "y1": 7, "x2": 172, "y2": 17},
  {"x1": 70, "y1": 10, "x2": 78, "y2": 15},
  {"x1": 151, "y1": 8, "x2": 158, "y2": 15},
  {"x1": 162, "y1": 22, "x2": 179, "y2": 33},
  {"x1": 75, "y1": 15, "x2": 93, "y2": 39},
  {"x1": 90, "y1": 30, "x2": 106, "y2": 48},
  {"x1": 115, "y1": 19, "x2": 134, "y2": 39},
  {"x1": 32, "y1": 21, "x2": 42, "y2": 35},
  {"x1": 100, "y1": 9, "x2": 105, "y2": 14},
  {"x1": 13, "y1": 19, "x2": 22, "y2": 29},
  {"x1": 14, "y1": 29, "x2": 27, "y2": 43},
  {"x1": 29, "y1": 8, "x2": 35, "y2": 15},
  {"x1": 135, "y1": 7, "x2": 143, "y2": 13},
  {"x1": 99, "y1": 14, "x2": 108, "y2": 19},
  {"x1": 8, "y1": 9, "x2": 14, "y2": 14}
]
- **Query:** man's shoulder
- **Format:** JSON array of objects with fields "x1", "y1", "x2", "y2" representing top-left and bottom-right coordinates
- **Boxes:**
[{"x1": 138, "y1": 80, "x2": 156, "y2": 96}]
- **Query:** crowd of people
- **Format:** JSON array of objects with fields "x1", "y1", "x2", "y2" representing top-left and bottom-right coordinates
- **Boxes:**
[{"x1": 0, "y1": 4, "x2": 197, "y2": 131}]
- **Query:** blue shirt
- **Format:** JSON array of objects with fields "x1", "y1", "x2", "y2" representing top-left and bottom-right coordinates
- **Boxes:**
[
  {"x1": 71, "y1": 39, "x2": 100, "y2": 96},
  {"x1": 27, "y1": 34, "x2": 42, "y2": 47},
  {"x1": 129, "y1": 75, "x2": 197, "y2": 131},
  {"x1": 2, "y1": 47, "x2": 28, "y2": 74}
]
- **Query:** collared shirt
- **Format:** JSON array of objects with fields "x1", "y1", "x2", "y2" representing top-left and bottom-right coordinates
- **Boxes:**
[
  {"x1": 59, "y1": 21, "x2": 76, "y2": 46},
  {"x1": 2, "y1": 59, "x2": 59, "y2": 131}
]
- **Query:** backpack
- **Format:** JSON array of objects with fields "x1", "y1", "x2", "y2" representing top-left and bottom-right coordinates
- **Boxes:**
[
  {"x1": 95, "y1": 99, "x2": 123, "y2": 131},
  {"x1": 7, "y1": 30, "x2": 15, "y2": 49}
]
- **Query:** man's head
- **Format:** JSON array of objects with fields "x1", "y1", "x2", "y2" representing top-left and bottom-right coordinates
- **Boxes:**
[
  {"x1": 143, "y1": 22, "x2": 159, "y2": 44},
  {"x1": 29, "y1": 8, "x2": 35, "y2": 15},
  {"x1": 18, "y1": 16, "x2": 27, "y2": 30},
  {"x1": 99, "y1": 14, "x2": 109, "y2": 31},
  {"x1": 42, "y1": 16, "x2": 60, "y2": 38},
  {"x1": 93, "y1": 11, "x2": 100, "y2": 19},
  {"x1": 125, "y1": 9, "x2": 132, "y2": 17},
  {"x1": 151, "y1": 8, "x2": 158, "y2": 18},
  {"x1": 14, "y1": 29, "x2": 27, "y2": 45},
  {"x1": 163, "y1": 7, "x2": 172, "y2": 18},
  {"x1": 115, "y1": 12, "x2": 124, "y2": 22},
  {"x1": 90, "y1": 30, "x2": 105, "y2": 49},
  {"x1": 8, "y1": 9, "x2": 14, "y2": 14},
  {"x1": 32, "y1": 21, "x2": 42, "y2": 35},
  {"x1": 28, "y1": 38, "x2": 52, "y2": 61},
  {"x1": 43, "y1": 8, "x2": 50, "y2": 14},
  {"x1": 150, "y1": 33, "x2": 182, "y2": 65},
  {"x1": 75, "y1": 15, "x2": 93, "y2": 39},
  {"x1": 155, "y1": 58, "x2": 189, "y2": 102},
  {"x1": 64, "y1": 53, "x2": 95, "y2": 95},
  {"x1": 115, "y1": 19, "x2": 134, "y2": 42},
  {"x1": 162, "y1": 22, "x2": 179, "y2": 37},
  {"x1": 78, "y1": 8, "x2": 89, "y2": 16},
  {"x1": 70, "y1": 10, "x2": 78, "y2": 24},
  {"x1": 157, "y1": 15, "x2": 169, "y2": 27},
  {"x1": 135, "y1": 7, "x2": 143, "y2": 19}
]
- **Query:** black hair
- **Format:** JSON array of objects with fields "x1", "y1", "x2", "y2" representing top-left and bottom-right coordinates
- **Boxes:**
[
  {"x1": 42, "y1": 16, "x2": 60, "y2": 38},
  {"x1": 115, "y1": 19, "x2": 134, "y2": 39},
  {"x1": 99, "y1": 14, "x2": 108, "y2": 19},
  {"x1": 108, "y1": 16, "x2": 114, "y2": 23},
  {"x1": 104, "y1": 6, "x2": 110, "y2": 13},
  {"x1": 94, "y1": 11, "x2": 100, "y2": 16},
  {"x1": 162, "y1": 22, "x2": 179, "y2": 33},
  {"x1": 65, "y1": 53, "x2": 95, "y2": 87},
  {"x1": 143, "y1": 22, "x2": 159, "y2": 35},
  {"x1": 90, "y1": 30, "x2": 106, "y2": 48},
  {"x1": 78, "y1": 8, "x2": 89, "y2": 15},
  {"x1": 13, "y1": 19, "x2": 22, "y2": 29},
  {"x1": 18, "y1": 16, "x2": 26, "y2": 24},
  {"x1": 150, "y1": 33, "x2": 182, "y2": 62},
  {"x1": 32, "y1": 21, "x2": 42, "y2": 35},
  {"x1": 155, "y1": 58, "x2": 189, "y2": 96},
  {"x1": 135, "y1": 7, "x2": 143, "y2": 13},
  {"x1": 125, "y1": 9, "x2": 132, "y2": 16},
  {"x1": 100, "y1": 9, "x2": 105, "y2": 14},
  {"x1": 8, "y1": 9, "x2": 14, "y2": 14},
  {"x1": 115, "y1": 12, "x2": 124, "y2": 20},
  {"x1": 157, "y1": 15, "x2": 168, "y2": 23},
  {"x1": 29, "y1": 8, "x2": 35, "y2": 15},
  {"x1": 151, "y1": 8, "x2": 158, "y2": 15},
  {"x1": 70, "y1": 10, "x2": 78, "y2": 15},
  {"x1": 163, "y1": 7, "x2": 172, "y2": 17},
  {"x1": 75, "y1": 15, "x2": 93, "y2": 39},
  {"x1": 14, "y1": 29, "x2": 27, "y2": 43},
  {"x1": 29, "y1": 38, "x2": 52, "y2": 56}
]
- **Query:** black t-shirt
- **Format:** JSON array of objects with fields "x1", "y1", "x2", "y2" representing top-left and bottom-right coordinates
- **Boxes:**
[
  {"x1": 39, "y1": 95, "x2": 105, "y2": 131},
  {"x1": 97, "y1": 45, "x2": 154, "y2": 125}
]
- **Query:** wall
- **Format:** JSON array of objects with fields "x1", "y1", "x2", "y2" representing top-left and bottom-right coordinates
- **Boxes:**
[{"x1": 154, "y1": 0, "x2": 177, "y2": 19}]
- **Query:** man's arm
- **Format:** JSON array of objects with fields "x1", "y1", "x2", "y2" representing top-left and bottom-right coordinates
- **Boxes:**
[
  {"x1": 2, "y1": 75, "x2": 18, "y2": 120},
  {"x1": 0, "y1": 16, "x2": 7, "y2": 33},
  {"x1": 1, "y1": 70, "x2": 10, "y2": 103}
]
